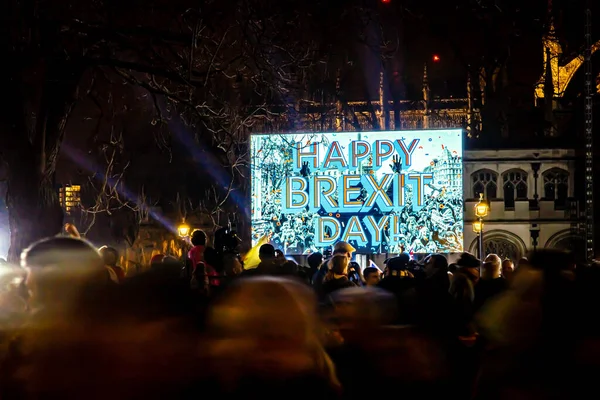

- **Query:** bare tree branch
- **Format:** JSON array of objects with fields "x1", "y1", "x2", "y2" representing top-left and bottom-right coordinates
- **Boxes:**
[{"x1": 78, "y1": 129, "x2": 153, "y2": 235}]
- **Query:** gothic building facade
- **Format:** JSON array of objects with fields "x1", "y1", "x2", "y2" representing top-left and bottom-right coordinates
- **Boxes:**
[{"x1": 463, "y1": 149, "x2": 580, "y2": 261}]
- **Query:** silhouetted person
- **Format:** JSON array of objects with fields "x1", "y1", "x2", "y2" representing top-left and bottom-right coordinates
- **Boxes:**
[
  {"x1": 188, "y1": 229, "x2": 219, "y2": 288},
  {"x1": 99, "y1": 246, "x2": 125, "y2": 284},
  {"x1": 320, "y1": 254, "x2": 356, "y2": 301},
  {"x1": 501, "y1": 259, "x2": 514, "y2": 282},
  {"x1": 377, "y1": 254, "x2": 418, "y2": 324},
  {"x1": 448, "y1": 252, "x2": 480, "y2": 336},
  {"x1": 517, "y1": 257, "x2": 529, "y2": 270},
  {"x1": 252, "y1": 244, "x2": 283, "y2": 275},
  {"x1": 313, "y1": 241, "x2": 355, "y2": 294},
  {"x1": 416, "y1": 254, "x2": 454, "y2": 334},
  {"x1": 448, "y1": 263, "x2": 458, "y2": 282},
  {"x1": 307, "y1": 252, "x2": 323, "y2": 281},
  {"x1": 474, "y1": 254, "x2": 507, "y2": 312},
  {"x1": 281, "y1": 260, "x2": 299, "y2": 276},
  {"x1": 275, "y1": 249, "x2": 286, "y2": 264}
]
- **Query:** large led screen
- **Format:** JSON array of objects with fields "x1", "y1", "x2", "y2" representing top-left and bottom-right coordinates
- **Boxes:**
[{"x1": 250, "y1": 130, "x2": 463, "y2": 254}]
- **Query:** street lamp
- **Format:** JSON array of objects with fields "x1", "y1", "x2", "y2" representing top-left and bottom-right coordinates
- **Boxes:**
[
  {"x1": 472, "y1": 220, "x2": 484, "y2": 234},
  {"x1": 475, "y1": 193, "x2": 489, "y2": 219},
  {"x1": 178, "y1": 219, "x2": 191, "y2": 238},
  {"x1": 474, "y1": 193, "x2": 490, "y2": 261}
]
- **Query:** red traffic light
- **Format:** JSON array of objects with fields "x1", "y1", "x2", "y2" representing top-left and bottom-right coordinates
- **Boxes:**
[
  {"x1": 433, "y1": 54, "x2": 440, "y2": 62},
  {"x1": 381, "y1": 0, "x2": 391, "y2": 3}
]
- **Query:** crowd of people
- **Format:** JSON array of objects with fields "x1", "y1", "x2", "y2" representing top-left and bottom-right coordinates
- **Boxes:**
[{"x1": 0, "y1": 227, "x2": 599, "y2": 399}]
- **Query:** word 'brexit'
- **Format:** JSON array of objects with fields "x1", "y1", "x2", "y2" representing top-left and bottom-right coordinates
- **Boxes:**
[{"x1": 281, "y1": 173, "x2": 434, "y2": 214}]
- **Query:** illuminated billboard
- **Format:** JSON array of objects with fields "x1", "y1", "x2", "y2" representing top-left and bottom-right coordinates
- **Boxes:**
[{"x1": 250, "y1": 130, "x2": 463, "y2": 254}]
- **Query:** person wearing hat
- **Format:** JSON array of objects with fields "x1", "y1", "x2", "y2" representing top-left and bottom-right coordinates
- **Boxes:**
[
  {"x1": 333, "y1": 241, "x2": 356, "y2": 260},
  {"x1": 312, "y1": 241, "x2": 356, "y2": 293},
  {"x1": 448, "y1": 252, "x2": 481, "y2": 336},
  {"x1": 320, "y1": 254, "x2": 358, "y2": 300}
]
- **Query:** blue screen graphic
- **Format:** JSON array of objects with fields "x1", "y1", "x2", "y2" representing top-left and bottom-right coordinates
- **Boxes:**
[{"x1": 250, "y1": 130, "x2": 463, "y2": 254}]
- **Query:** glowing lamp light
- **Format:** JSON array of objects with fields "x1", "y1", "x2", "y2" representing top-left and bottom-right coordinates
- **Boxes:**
[
  {"x1": 380, "y1": 0, "x2": 391, "y2": 3},
  {"x1": 432, "y1": 54, "x2": 441, "y2": 62},
  {"x1": 474, "y1": 193, "x2": 489, "y2": 218},
  {"x1": 472, "y1": 220, "x2": 484, "y2": 234},
  {"x1": 178, "y1": 221, "x2": 191, "y2": 238}
]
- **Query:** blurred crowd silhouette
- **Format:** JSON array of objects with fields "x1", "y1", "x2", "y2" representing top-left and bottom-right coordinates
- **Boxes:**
[{"x1": 0, "y1": 230, "x2": 599, "y2": 399}]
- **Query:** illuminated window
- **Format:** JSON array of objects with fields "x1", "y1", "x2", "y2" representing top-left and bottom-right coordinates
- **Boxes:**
[
  {"x1": 503, "y1": 170, "x2": 528, "y2": 209},
  {"x1": 471, "y1": 169, "x2": 497, "y2": 199},
  {"x1": 543, "y1": 168, "x2": 569, "y2": 208},
  {"x1": 59, "y1": 184, "x2": 81, "y2": 215}
]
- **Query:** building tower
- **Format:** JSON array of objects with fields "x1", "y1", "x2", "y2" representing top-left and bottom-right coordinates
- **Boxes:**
[
  {"x1": 422, "y1": 64, "x2": 431, "y2": 129},
  {"x1": 584, "y1": 5, "x2": 595, "y2": 260}
]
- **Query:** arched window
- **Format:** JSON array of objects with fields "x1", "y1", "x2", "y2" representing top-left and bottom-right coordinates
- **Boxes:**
[
  {"x1": 543, "y1": 168, "x2": 569, "y2": 208},
  {"x1": 545, "y1": 229, "x2": 585, "y2": 255},
  {"x1": 484, "y1": 239, "x2": 521, "y2": 262},
  {"x1": 472, "y1": 169, "x2": 498, "y2": 199},
  {"x1": 469, "y1": 230, "x2": 528, "y2": 261},
  {"x1": 553, "y1": 236, "x2": 585, "y2": 254},
  {"x1": 502, "y1": 169, "x2": 528, "y2": 209}
]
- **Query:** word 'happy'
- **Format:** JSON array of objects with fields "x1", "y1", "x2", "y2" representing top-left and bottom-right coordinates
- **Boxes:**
[{"x1": 292, "y1": 139, "x2": 420, "y2": 171}]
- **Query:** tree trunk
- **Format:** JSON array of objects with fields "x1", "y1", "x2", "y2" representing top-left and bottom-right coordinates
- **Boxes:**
[
  {"x1": 6, "y1": 154, "x2": 64, "y2": 263},
  {"x1": 1, "y1": 59, "x2": 82, "y2": 263}
]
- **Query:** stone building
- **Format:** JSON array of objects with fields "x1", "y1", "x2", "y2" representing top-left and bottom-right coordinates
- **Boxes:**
[
  {"x1": 432, "y1": 148, "x2": 462, "y2": 192},
  {"x1": 463, "y1": 148, "x2": 581, "y2": 261}
]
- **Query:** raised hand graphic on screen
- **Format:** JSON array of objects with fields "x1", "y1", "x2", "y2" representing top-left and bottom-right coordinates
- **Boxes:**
[
  {"x1": 300, "y1": 161, "x2": 311, "y2": 177},
  {"x1": 390, "y1": 155, "x2": 402, "y2": 174}
]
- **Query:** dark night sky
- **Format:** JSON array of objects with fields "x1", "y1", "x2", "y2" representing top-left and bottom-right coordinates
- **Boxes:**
[
  {"x1": 50, "y1": 0, "x2": 600, "y2": 216},
  {"x1": 325, "y1": 0, "x2": 549, "y2": 101}
]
